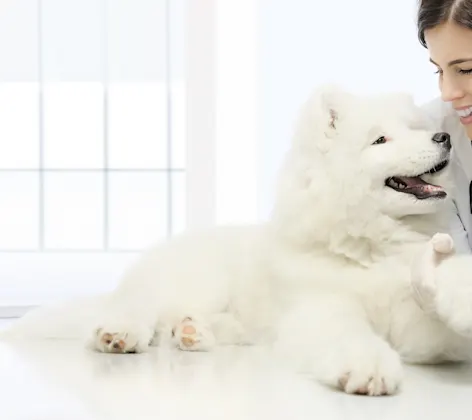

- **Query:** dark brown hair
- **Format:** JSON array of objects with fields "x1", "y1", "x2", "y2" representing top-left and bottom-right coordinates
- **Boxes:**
[{"x1": 417, "y1": 0, "x2": 472, "y2": 47}]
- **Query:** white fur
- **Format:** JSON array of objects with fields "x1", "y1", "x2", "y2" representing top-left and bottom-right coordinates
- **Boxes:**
[{"x1": 4, "y1": 85, "x2": 472, "y2": 396}]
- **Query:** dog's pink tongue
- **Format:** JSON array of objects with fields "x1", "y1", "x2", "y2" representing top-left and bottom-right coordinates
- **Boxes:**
[{"x1": 396, "y1": 176, "x2": 442, "y2": 192}]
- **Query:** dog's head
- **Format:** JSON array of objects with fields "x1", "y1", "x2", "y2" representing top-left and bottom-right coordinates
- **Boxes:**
[{"x1": 272, "y1": 85, "x2": 453, "y2": 259}]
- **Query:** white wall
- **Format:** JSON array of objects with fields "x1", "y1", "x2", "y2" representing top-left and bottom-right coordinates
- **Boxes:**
[{"x1": 255, "y1": 0, "x2": 439, "y2": 220}]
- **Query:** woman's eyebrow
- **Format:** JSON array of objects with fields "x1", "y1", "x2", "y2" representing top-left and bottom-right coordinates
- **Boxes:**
[{"x1": 430, "y1": 57, "x2": 472, "y2": 67}]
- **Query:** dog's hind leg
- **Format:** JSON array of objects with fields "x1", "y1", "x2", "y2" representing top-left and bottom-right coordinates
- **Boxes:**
[
  {"x1": 169, "y1": 313, "x2": 247, "y2": 351},
  {"x1": 88, "y1": 289, "x2": 159, "y2": 354}
]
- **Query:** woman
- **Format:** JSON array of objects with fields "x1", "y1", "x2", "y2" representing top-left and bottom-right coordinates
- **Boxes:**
[{"x1": 417, "y1": 0, "x2": 472, "y2": 253}]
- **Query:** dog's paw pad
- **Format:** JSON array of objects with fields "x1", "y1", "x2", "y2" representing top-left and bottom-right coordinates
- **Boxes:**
[
  {"x1": 171, "y1": 317, "x2": 215, "y2": 351},
  {"x1": 96, "y1": 330, "x2": 137, "y2": 353},
  {"x1": 92, "y1": 325, "x2": 152, "y2": 354},
  {"x1": 431, "y1": 233, "x2": 454, "y2": 254},
  {"x1": 338, "y1": 373, "x2": 390, "y2": 396}
]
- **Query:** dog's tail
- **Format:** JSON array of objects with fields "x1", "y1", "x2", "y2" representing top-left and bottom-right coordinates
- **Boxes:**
[{"x1": 0, "y1": 295, "x2": 106, "y2": 341}]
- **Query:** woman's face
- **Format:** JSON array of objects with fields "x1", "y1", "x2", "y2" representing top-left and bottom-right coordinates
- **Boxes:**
[{"x1": 425, "y1": 22, "x2": 472, "y2": 139}]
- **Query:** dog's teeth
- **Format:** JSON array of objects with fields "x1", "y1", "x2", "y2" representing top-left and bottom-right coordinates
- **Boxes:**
[{"x1": 387, "y1": 178, "x2": 406, "y2": 189}]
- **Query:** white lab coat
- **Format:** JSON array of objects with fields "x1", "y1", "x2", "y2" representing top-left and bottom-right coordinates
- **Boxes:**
[{"x1": 422, "y1": 97, "x2": 472, "y2": 254}]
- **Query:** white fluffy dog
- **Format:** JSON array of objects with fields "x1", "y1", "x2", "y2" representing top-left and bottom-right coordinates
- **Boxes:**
[{"x1": 5, "y1": 85, "x2": 472, "y2": 397}]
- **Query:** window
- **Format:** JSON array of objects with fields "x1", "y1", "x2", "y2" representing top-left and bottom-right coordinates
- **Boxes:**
[{"x1": 0, "y1": 0, "x2": 189, "y2": 310}]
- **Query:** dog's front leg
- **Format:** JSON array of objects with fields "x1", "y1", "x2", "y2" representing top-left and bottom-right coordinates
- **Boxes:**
[
  {"x1": 411, "y1": 233, "x2": 472, "y2": 338},
  {"x1": 411, "y1": 233, "x2": 454, "y2": 316},
  {"x1": 273, "y1": 294, "x2": 403, "y2": 396}
]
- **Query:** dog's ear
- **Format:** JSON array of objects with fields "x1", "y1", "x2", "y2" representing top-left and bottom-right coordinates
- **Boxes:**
[{"x1": 318, "y1": 84, "x2": 348, "y2": 135}]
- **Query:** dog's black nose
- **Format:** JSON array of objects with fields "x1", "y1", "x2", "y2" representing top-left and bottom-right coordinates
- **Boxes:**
[
  {"x1": 433, "y1": 132, "x2": 450, "y2": 143},
  {"x1": 432, "y1": 132, "x2": 451, "y2": 150}
]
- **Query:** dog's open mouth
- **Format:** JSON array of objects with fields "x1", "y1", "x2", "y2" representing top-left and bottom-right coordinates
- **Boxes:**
[{"x1": 385, "y1": 160, "x2": 449, "y2": 200}]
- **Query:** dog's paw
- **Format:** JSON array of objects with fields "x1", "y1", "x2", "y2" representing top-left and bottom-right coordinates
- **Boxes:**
[
  {"x1": 411, "y1": 233, "x2": 455, "y2": 315},
  {"x1": 431, "y1": 233, "x2": 454, "y2": 255},
  {"x1": 90, "y1": 323, "x2": 154, "y2": 354},
  {"x1": 171, "y1": 317, "x2": 216, "y2": 351},
  {"x1": 333, "y1": 344, "x2": 403, "y2": 396}
]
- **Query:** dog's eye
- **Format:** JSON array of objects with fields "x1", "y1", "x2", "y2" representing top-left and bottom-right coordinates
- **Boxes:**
[{"x1": 372, "y1": 136, "x2": 387, "y2": 145}]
